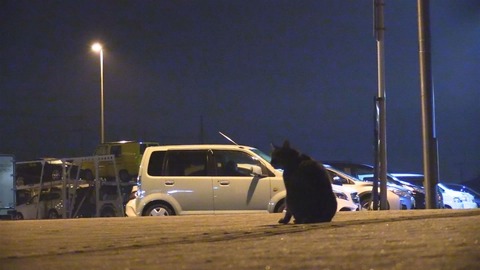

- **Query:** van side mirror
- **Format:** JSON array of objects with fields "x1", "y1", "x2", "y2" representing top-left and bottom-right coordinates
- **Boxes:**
[{"x1": 249, "y1": 165, "x2": 267, "y2": 178}]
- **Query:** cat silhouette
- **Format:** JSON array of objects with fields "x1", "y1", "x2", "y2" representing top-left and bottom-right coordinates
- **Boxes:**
[{"x1": 271, "y1": 140, "x2": 337, "y2": 224}]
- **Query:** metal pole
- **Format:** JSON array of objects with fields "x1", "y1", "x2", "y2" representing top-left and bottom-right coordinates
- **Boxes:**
[
  {"x1": 374, "y1": 0, "x2": 388, "y2": 210},
  {"x1": 372, "y1": 97, "x2": 380, "y2": 210},
  {"x1": 417, "y1": 0, "x2": 439, "y2": 209},
  {"x1": 100, "y1": 49, "x2": 105, "y2": 144}
]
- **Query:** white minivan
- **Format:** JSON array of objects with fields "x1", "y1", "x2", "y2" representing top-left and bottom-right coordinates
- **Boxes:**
[
  {"x1": 132, "y1": 144, "x2": 286, "y2": 216},
  {"x1": 128, "y1": 144, "x2": 360, "y2": 217}
]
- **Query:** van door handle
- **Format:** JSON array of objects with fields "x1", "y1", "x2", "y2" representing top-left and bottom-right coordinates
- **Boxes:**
[
  {"x1": 165, "y1": 180, "x2": 175, "y2": 186},
  {"x1": 219, "y1": 180, "x2": 230, "y2": 186}
]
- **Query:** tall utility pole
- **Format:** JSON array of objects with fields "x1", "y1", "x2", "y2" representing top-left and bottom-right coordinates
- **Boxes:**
[
  {"x1": 417, "y1": 0, "x2": 439, "y2": 209},
  {"x1": 374, "y1": 0, "x2": 388, "y2": 210}
]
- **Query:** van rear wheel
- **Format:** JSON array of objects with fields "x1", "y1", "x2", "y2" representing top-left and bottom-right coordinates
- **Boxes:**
[
  {"x1": 14, "y1": 212, "x2": 24, "y2": 220},
  {"x1": 144, "y1": 203, "x2": 174, "y2": 216}
]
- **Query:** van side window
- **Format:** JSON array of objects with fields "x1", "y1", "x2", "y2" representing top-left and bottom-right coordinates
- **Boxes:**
[
  {"x1": 110, "y1": 146, "x2": 122, "y2": 157},
  {"x1": 165, "y1": 151, "x2": 208, "y2": 176},
  {"x1": 213, "y1": 150, "x2": 265, "y2": 177},
  {"x1": 148, "y1": 151, "x2": 166, "y2": 176}
]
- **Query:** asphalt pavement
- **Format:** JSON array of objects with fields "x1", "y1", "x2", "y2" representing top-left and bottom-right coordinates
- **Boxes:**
[{"x1": 1, "y1": 209, "x2": 479, "y2": 270}]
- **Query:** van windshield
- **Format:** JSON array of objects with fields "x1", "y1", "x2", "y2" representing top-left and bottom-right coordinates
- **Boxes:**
[{"x1": 250, "y1": 148, "x2": 271, "y2": 163}]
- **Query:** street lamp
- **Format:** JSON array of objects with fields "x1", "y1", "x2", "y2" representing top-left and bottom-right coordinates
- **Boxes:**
[{"x1": 91, "y1": 42, "x2": 104, "y2": 143}]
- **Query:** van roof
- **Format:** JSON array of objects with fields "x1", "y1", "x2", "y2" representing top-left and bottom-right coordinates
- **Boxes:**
[
  {"x1": 101, "y1": 141, "x2": 159, "y2": 144},
  {"x1": 145, "y1": 144, "x2": 257, "y2": 151}
]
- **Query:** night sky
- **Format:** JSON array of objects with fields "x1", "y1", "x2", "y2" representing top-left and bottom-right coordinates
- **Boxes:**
[{"x1": 1, "y1": 1, "x2": 479, "y2": 185}]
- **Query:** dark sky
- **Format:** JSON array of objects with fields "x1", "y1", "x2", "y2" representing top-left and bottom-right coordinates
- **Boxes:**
[{"x1": 1, "y1": 1, "x2": 479, "y2": 184}]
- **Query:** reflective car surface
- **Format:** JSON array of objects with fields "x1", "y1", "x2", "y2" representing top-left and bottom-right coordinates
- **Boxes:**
[
  {"x1": 441, "y1": 183, "x2": 480, "y2": 207},
  {"x1": 14, "y1": 189, "x2": 63, "y2": 219},
  {"x1": 437, "y1": 183, "x2": 478, "y2": 209},
  {"x1": 325, "y1": 165, "x2": 415, "y2": 210}
]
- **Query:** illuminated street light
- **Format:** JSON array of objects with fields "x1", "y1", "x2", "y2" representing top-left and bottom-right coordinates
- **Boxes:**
[{"x1": 91, "y1": 42, "x2": 104, "y2": 143}]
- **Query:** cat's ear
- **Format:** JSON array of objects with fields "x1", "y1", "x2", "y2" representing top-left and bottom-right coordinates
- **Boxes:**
[
  {"x1": 283, "y1": 140, "x2": 290, "y2": 148},
  {"x1": 270, "y1": 143, "x2": 279, "y2": 150}
]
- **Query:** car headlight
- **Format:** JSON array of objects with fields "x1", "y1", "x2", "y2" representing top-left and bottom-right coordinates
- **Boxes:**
[
  {"x1": 334, "y1": 191, "x2": 348, "y2": 201},
  {"x1": 389, "y1": 188, "x2": 412, "y2": 198},
  {"x1": 350, "y1": 192, "x2": 360, "y2": 204}
]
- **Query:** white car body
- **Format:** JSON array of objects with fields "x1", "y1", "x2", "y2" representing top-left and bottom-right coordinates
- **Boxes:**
[
  {"x1": 134, "y1": 145, "x2": 285, "y2": 216},
  {"x1": 15, "y1": 192, "x2": 63, "y2": 219},
  {"x1": 438, "y1": 183, "x2": 477, "y2": 209},
  {"x1": 126, "y1": 183, "x2": 360, "y2": 217},
  {"x1": 125, "y1": 197, "x2": 137, "y2": 217},
  {"x1": 325, "y1": 166, "x2": 415, "y2": 210}
]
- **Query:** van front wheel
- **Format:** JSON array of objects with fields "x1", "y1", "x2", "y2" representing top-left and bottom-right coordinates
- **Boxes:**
[{"x1": 144, "y1": 203, "x2": 174, "y2": 216}]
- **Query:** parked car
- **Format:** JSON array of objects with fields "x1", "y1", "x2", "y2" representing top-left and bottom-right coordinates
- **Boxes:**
[
  {"x1": 131, "y1": 144, "x2": 285, "y2": 216},
  {"x1": 82, "y1": 140, "x2": 159, "y2": 182},
  {"x1": 324, "y1": 162, "x2": 447, "y2": 209},
  {"x1": 441, "y1": 183, "x2": 480, "y2": 207},
  {"x1": 392, "y1": 173, "x2": 448, "y2": 208},
  {"x1": 437, "y1": 183, "x2": 478, "y2": 209},
  {"x1": 356, "y1": 173, "x2": 426, "y2": 209},
  {"x1": 16, "y1": 158, "x2": 80, "y2": 186},
  {"x1": 326, "y1": 165, "x2": 414, "y2": 210},
  {"x1": 14, "y1": 188, "x2": 63, "y2": 219}
]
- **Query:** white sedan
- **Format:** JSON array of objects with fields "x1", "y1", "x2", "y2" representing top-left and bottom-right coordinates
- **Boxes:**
[
  {"x1": 15, "y1": 191, "x2": 63, "y2": 219},
  {"x1": 326, "y1": 165, "x2": 415, "y2": 210}
]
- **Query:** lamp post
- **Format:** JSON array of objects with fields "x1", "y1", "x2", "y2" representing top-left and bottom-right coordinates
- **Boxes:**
[{"x1": 91, "y1": 42, "x2": 104, "y2": 143}]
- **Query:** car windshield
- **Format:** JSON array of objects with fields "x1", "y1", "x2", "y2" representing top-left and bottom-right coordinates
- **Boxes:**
[{"x1": 250, "y1": 148, "x2": 271, "y2": 163}]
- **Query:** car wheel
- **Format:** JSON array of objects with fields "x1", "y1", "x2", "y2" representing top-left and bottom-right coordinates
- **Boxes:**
[
  {"x1": 275, "y1": 200, "x2": 286, "y2": 213},
  {"x1": 361, "y1": 196, "x2": 390, "y2": 210},
  {"x1": 14, "y1": 212, "x2": 24, "y2": 220},
  {"x1": 47, "y1": 209, "x2": 60, "y2": 219},
  {"x1": 144, "y1": 203, "x2": 174, "y2": 216}
]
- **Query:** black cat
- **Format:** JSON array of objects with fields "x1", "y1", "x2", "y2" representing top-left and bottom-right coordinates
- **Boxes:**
[{"x1": 271, "y1": 140, "x2": 337, "y2": 224}]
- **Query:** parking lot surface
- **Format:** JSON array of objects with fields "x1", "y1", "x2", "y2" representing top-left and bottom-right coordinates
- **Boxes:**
[{"x1": 1, "y1": 209, "x2": 479, "y2": 270}]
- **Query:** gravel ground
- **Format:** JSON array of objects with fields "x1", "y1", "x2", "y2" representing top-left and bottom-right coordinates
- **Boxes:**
[{"x1": 1, "y1": 209, "x2": 479, "y2": 270}]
